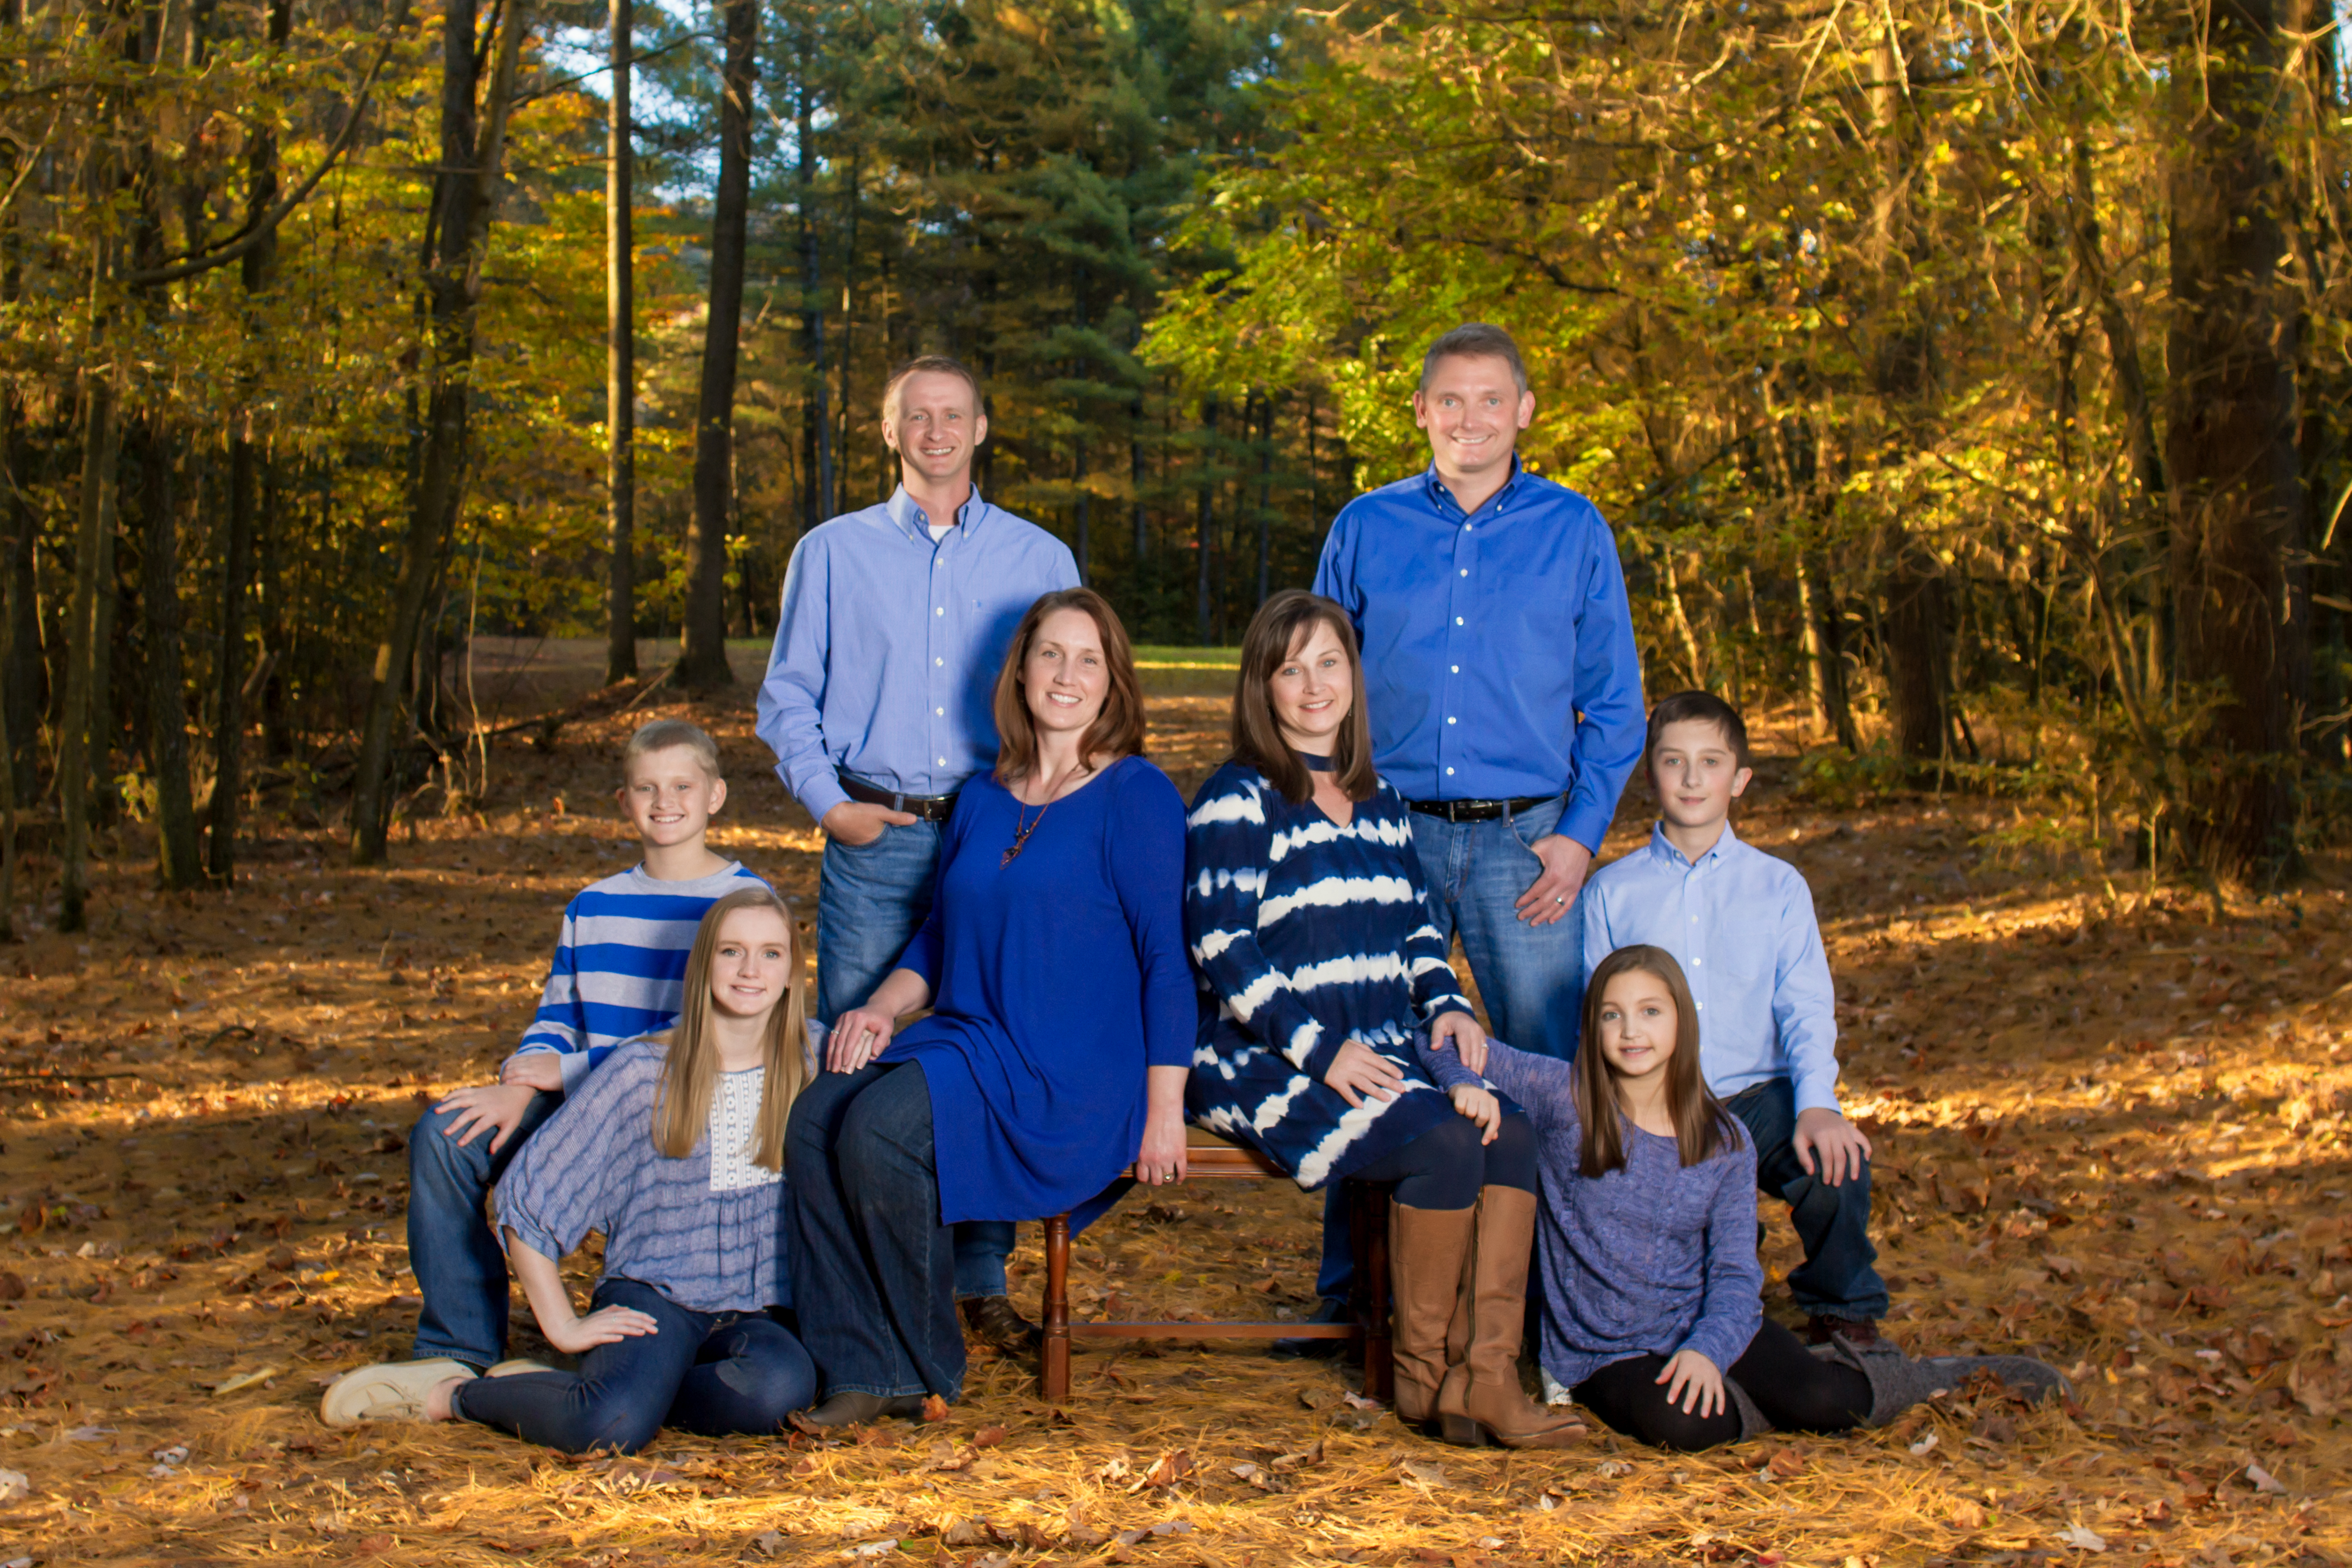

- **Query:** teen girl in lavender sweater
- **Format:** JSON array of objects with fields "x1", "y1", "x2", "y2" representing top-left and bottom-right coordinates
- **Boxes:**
[
  {"x1": 1421, "y1": 944, "x2": 2066, "y2": 1450},
  {"x1": 328, "y1": 888, "x2": 819, "y2": 1453}
]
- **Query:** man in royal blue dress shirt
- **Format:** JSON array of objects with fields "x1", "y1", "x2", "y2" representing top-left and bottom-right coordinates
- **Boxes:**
[
  {"x1": 1294, "y1": 323, "x2": 1646, "y2": 1351},
  {"x1": 756, "y1": 355, "x2": 1078, "y2": 1352}
]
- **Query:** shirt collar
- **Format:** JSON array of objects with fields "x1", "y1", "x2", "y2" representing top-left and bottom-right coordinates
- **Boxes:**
[
  {"x1": 1647, "y1": 817, "x2": 1742, "y2": 870},
  {"x1": 885, "y1": 483, "x2": 987, "y2": 542},
  {"x1": 1420, "y1": 455, "x2": 1528, "y2": 516}
]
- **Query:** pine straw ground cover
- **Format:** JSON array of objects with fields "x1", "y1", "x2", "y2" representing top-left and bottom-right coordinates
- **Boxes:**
[{"x1": 1, "y1": 677, "x2": 2348, "y2": 1568}]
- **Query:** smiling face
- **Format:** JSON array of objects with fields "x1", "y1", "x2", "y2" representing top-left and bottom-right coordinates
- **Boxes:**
[
  {"x1": 706, "y1": 905, "x2": 795, "y2": 1021},
  {"x1": 882, "y1": 369, "x2": 988, "y2": 492},
  {"x1": 1021, "y1": 605, "x2": 1110, "y2": 743},
  {"x1": 1269, "y1": 618, "x2": 1355, "y2": 758},
  {"x1": 1595, "y1": 967, "x2": 1681, "y2": 1087},
  {"x1": 616, "y1": 745, "x2": 726, "y2": 850},
  {"x1": 1412, "y1": 352, "x2": 1535, "y2": 488},
  {"x1": 1649, "y1": 717, "x2": 1751, "y2": 837}
]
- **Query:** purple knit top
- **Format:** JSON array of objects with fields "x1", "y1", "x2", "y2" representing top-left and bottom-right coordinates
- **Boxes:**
[{"x1": 1417, "y1": 1037, "x2": 1764, "y2": 1387}]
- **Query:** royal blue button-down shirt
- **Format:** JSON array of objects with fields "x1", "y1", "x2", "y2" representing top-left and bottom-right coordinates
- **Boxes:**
[
  {"x1": 755, "y1": 486, "x2": 1078, "y2": 825},
  {"x1": 1580, "y1": 821, "x2": 1843, "y2": 1113},
  {"x1": 1312, "y1": 461, "x2": 1645, "y2": 851}
]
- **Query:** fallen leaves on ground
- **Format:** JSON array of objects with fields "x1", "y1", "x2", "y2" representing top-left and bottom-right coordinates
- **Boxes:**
[{"x1": 0, "y1": 680, "x2": 2348, "y2": 1565}]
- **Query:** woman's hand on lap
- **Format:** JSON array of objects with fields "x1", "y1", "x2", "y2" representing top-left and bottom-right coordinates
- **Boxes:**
[
  {"x1": 1428, "y1": 1011, "x2": 1489, "y2": 1075},
  {"x1": 1656, "y1": 1349, "x2": 1724, "y2": 1418},
  {"x1": 544, "y1": 1302, "x2": 660, "y2": 1354},
  {"x1": 1137, "y1": 1102, "x2": 1188, "y2": 1186},
  {"x1": 1324, "y1": 1039, "x2": 1406, "y2": 1108},
  {"x1": 826, "y1": 1006, "x2": 897, "y2": 1073},
  {"x1": 1448, "y1": 1084, "x2": 1502, "y2": 1144}
]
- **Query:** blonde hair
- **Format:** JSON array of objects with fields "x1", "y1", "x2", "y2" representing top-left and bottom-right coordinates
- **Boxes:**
[
  {"x1": 651, "y1": 888, "x2": 809, "y2": 1169},
  {"x1": 624, "y1": 719, "x2": 721, "y2": 781}
]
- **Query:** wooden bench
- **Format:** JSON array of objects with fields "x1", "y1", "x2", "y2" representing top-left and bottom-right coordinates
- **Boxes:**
[{"x1": 1038, "y1": 1128, "x2": 1393, "y2": 1403}]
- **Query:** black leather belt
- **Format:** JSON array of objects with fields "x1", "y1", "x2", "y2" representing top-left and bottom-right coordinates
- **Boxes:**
[
  {"x1": 840, "y1": 773, "x2": 958, "y2": 822},
  {"x1": 1405, "y1": 795, "x2": 1554, "y2": 823}
]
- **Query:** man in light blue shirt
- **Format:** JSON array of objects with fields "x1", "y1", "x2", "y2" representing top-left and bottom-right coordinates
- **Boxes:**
[
  {"x1": 756, "y1": 355, "x2": 1077, "y2": 1351},
  {"x1": 1581, "y1": 690, "x2": 1888, "y2": 1343},
  {"x1": 1300, "y1": 322, "x2": 1644, "y2": 1351}
]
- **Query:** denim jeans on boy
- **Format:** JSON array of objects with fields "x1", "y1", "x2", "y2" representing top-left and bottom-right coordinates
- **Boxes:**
[
  {"x1": 451, "y1": 1276, "x2": 816, "y2": 1454},
  {"x1": 1311, "y1": 793, "x2": 1591, "y2": 1302},
  {"x1": 785, "y1": 1060, "x2": 964, "y2": 1401},
  {"x1": 817, "y1": 813, "x2": 1015, "y2": 1304},
  {"x1": 1723, "y1": 1076, "x2": 1888, "y2": 1323},
  {"x1": 408, "y1": 1090, "x2": 563, "y2": 1369}
]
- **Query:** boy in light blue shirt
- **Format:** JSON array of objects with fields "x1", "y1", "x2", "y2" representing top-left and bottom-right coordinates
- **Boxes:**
[{"x1": 1580, "y1": 691, "x2": 1888, "y2": 1345}]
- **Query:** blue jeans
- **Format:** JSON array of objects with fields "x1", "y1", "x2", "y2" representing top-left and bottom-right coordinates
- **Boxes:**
[
  {"x1": 451, "y1": 1277, "x2": 815, "y2": 1454},
  {"x1": 786, "y1": 1061, "x2": 964, "y2": 1402},
  {"x1": 1724, "y1": 1078, "x2": 1888, "y2": 1322},
  {"x1": 1315, "y1": 795, "x2": 1589, "y2": 1302},
  {"x1": 408, "y1": 1091, "x2": 563, "y2": 1368},
  {"x1": 818, "y1": 815, "x2": 1015, "y2": 1302}
]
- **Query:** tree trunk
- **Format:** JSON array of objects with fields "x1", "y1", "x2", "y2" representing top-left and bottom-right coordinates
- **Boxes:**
[
  {"x1": 1, "y1": 328, "x2": 35, "y2": 808},
  {"x1": 1795, "y1": 551, "x2": 1857, "y2": 749},
  {"x1": 602, "y1": 0, "x2": 636, "y2": 684},
  {"x1": 139, "y1": 421, "x2": 202, "y2": 888},
  {"x1": 1194, "y1": 394, "x2": 1217, "y2": 644},
  {"x1": 1660, "y1": 548, "x2": 1708, "y2": 690},
  {"x1": 59, "y1": 373, "x2": 122, "y2": 931},
  {"x1": 796, "y1": 30, "x2": 833, "y2": 524},
  {"x1": 1254, "y1": 391, "x2": 1273, "y2": 604},
  {"x1": 2164, "y1": 0, "x2": 2310, "y2": 880},
  {"x1": 676, "y1": 0, "x2": 757, "y2": 693},
  {"x1": 1882, "y1": 546, "x2": 1951, "y2": 763},
  {"x1": 350, "y1": 0, "x2": 531, "y2": 863}
]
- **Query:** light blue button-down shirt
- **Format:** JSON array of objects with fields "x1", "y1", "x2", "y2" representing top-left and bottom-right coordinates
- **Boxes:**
[
  {"x1": 1311, "y1": 461, "x2": 1645, "y2": 851},
  {"x1": 755, "y1": 486, "x2": 1078, "y2": 824},
  {"x1": 1580, "y1": 820, "x2": 1843, "y2": 1113}
]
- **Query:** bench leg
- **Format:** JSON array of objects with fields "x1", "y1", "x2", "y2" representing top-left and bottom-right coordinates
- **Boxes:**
[
  {"x1": 1041, "y1": 1212, "x2": 1071, "y2": 1402},
  {"x1": 1362, "y1": 1183, "x2": 1394, "y2": 1402}
]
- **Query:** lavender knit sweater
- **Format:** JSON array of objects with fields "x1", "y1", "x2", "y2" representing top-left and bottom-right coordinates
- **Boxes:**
[{"x1": 1417, "y1": 1038, "x2": 1763, "y2": 1388}]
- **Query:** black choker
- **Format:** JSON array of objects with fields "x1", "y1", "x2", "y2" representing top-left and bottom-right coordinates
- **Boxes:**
[{"x1": 1297, "y1": 751, "x2": 1334, "y2": 771}]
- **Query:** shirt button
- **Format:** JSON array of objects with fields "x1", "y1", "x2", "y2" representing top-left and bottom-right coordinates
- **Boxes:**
[
  {"x1": 1445, "y1": 767, "x2": 1455, "y2": 777},
  {"x1": 1458, "y1": 568, "x2": 1468, "y2": 577},
  {"x1": 937, "y1": 756, "x2": 947, "y2": 766},
  {"x1": 936, "y1": 707, "x2": 945, "y2": 716},
  {"x1": 1454, "y1": 616, "x2": 1464, "y2": 626},
  {"x1": 1446, "y1": 716, "x2": 1457, "y2": 725},
  {"x1": 935, "y1": 657, "x2": 944, "y2": 667},
  {"x1": 935, "y1": 606, "x2": 945, "y2": 616},
  {"x1": 1450, "y1": 664, "x2": 1460, "y2": 674}
]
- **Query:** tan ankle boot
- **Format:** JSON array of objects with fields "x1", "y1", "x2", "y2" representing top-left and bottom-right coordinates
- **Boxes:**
[
  {"x1": 1435, "y1": 1186, "x2": 1584, "y2": 1449},
  {"x1": 1387, "y1": 1203, "x2": 1476, "y2": 1427}
]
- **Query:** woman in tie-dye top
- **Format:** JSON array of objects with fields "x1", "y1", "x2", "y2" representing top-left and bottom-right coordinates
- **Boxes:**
[{"x1": 1184, "y1": 591, "x2": 1576, "y2": 1450}]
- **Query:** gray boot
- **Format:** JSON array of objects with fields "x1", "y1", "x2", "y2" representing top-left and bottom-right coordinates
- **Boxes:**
[{"x1": 1827, "y1": 1334, "x2": 2071, "y2": 1428}]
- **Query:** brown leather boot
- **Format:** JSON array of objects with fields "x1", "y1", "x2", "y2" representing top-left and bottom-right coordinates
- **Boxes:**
[
  {"x1": 1435, "y1": 1187, "x2": 1585, "y2": 1449},
  {"x1": 1387, "y1": 1203, "x2": 1476, "y2": 1428}
]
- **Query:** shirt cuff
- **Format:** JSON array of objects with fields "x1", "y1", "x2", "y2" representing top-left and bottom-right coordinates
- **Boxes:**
[
  {"x1": 793, "y1": 770, "x2": 852, "y2": 827},
  {"x1": 555, "y1": 1051, "x2": 596, "y2": 1095},
  {"x1": 1556, "y1": 794, "x2": 1610, "y2": 855},
  {"x1": 1793, "y1": 1068, "x2": 1843, "y2": 1117}
]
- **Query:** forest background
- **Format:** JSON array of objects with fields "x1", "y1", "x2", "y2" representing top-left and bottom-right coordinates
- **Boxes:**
[{"x1": 0, "y1": 0, "x2": 2348, "y2": 921}]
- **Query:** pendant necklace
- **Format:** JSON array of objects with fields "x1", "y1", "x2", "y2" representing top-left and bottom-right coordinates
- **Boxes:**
[{"x1": 1003, "y1": 765, "x2": 1088, "y2": 867}]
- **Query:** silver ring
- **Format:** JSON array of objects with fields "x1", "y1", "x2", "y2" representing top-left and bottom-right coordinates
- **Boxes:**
[{"x1": 1554, "y1": 895, "x2": 1565, "y2": 905}]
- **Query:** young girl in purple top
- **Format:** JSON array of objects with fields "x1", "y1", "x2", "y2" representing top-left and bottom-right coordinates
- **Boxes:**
[
  {"x1": 1423, "y1": 945, "x2": 2066, "y2": 1450},
  {"x1": 322, "y1": 889, "x2": 819, "y2": 1453}
]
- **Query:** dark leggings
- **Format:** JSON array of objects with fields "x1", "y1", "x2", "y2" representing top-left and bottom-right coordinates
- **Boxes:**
[
  {"x1": 452, "y1": 1277, "x2": 816, "y2": 1455},
  {"x1": 1347, "y1": 1110, "x2": 1537, "y2": 1209},
  {"x1": 1572, "y1": 1317, "x2": 1870, "y2": 1451}
]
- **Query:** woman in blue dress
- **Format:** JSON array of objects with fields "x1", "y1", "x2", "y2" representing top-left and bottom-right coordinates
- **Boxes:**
[
  {"x1": 1186, "y1": 590, "x2": 1577, "y2": 1448},
  {"x1": 788, "y1": 588, "x2": 1193, "y2": 1427}
]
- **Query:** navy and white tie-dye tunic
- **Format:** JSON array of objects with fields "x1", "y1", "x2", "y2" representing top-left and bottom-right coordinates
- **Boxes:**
[{"x1": 1183, "y1": 758, "x2": 1475, "y2": 1188}]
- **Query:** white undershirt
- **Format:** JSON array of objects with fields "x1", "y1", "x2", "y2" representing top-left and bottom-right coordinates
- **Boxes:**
[
  {"x1": 708, "y1": 1067, "x2": 780, "y2": 1193},
  {"x1": 928, "y1": 521, "x2": 953, "y2": 543}
]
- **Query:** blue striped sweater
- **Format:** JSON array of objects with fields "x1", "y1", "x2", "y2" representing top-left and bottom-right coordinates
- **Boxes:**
[
  {"x1": 509, "y1": 861, "x2": 770, "y2": 1091},
  {"x1": 1183, "y1": 759, "x2": 1474, "y2": 1187}
]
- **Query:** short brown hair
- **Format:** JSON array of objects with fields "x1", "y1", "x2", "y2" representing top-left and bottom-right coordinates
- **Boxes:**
[
  {"x1": 1231, "y1": 591, "x2": 1377, "y2": 806},
  {"x1": 623, "y1": 718, "x2": 721, "y2": 780},
  {"x1": 881, "y1": 354, "x2": 983, "y2": 421},
  {"x1": 1419, "y1": 323, "x2": 1529, "y2": 396},
  {"x1": 1646, "y1": 690, "x2": 1750, "y2": 771},
  {"x1": 1574, "y1": 945, "x2": 1740, "y2": 1178},
  {"x1": 992, "y1": 588, "x2": 1147, "y2": 784}
]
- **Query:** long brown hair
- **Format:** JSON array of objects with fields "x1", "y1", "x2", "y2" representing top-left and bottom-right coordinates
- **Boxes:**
[
  {"x1": 1574, "y1": 945, "x2": 1739, "y2": 1177},
  {"x1": 991, "y1": 587, "x2": 1147, "y2": 784},
  {"x1": 651, "y1": 888, "x2": 810, "y2": 1171},
  {"x1": 1231, "y1": 590, "x2": 1377, "y2": 806}
]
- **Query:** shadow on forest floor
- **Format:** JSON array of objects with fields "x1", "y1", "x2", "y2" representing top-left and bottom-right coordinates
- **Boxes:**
[{"x1": 2, "y1": 680, "x2": 2349, "y2": 1566}]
